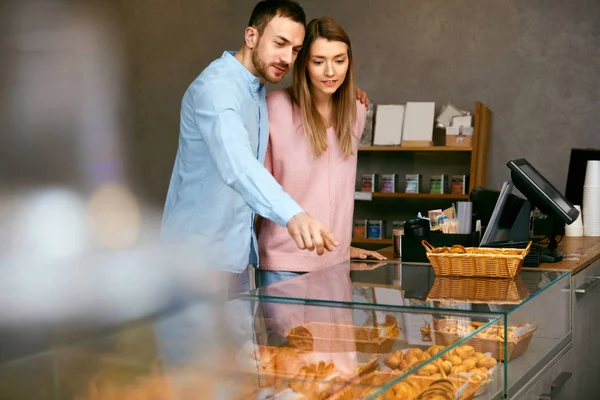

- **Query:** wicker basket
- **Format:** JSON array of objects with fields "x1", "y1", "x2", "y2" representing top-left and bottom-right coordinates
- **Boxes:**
[
  {"x1": 426, "y1": 275, "x2": 531, "y2": 304},
  {"x1": 425, "y1": 318, "x2": 537, "y2": 361},
  {"x1": 285, "y1": 316, "x2": 397, "y2": 354},
  {"x1": 422, "y1": 240, "x2": 532, "y2": 278},
  {"x1": 327, "y1": 371, "x2": 480, "y2": 400}
]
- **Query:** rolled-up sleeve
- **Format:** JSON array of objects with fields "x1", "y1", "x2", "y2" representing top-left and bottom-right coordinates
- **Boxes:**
[{"x1": 191, "y1": 82, "x2": 303, "y2": 226}]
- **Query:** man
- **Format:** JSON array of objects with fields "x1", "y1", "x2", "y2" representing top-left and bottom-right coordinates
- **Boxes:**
[{"x1": 162, "y1": 0, "x2": 338, "y2": 293}]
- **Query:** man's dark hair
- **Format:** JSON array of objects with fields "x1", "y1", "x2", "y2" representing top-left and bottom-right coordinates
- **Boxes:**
[{"x1": 248, "y1": 0, "x2": 306, "y2": 35}]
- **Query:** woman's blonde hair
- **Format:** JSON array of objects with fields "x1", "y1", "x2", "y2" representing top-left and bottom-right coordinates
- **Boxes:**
[{"x1": 288, "y1": 17, "x2": 356, "y2": 157}]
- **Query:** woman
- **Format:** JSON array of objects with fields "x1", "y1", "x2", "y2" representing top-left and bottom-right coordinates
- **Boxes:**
[{"x1": 257, "y1": 17, "x2": 385, "y2": 286}]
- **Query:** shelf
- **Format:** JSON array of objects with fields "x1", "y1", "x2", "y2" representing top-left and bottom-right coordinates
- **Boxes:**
[
  {"x1": 351, "y1": 237, "x2": 393, "y2": 245},
  {"x1": 358, "y1": 146, "x2": 472, "y2": 152},
  {"x1": 369, "y1": 192, "x2": 469, "y2": 200}
]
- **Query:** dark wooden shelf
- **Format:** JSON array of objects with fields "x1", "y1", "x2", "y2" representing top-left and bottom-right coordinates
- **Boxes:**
[
  {"x1": 368, "y1": 192, "x2": 469, "y2": 200},
  {"x1": 358, "y1": 146, "x2": 472, "y2": 152},
  {"x1": 351, "y1": 237, "x2": 394, "y2": 245}
]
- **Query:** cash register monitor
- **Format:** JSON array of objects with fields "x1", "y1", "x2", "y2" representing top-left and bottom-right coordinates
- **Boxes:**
[
  {"x1": 507, "y1": 158, "x2": 580, "y2": 262},
  {"x1": 473, "y1": 185, "x2": 532, "y2": 248},
  {"x1": 479, "y1": 182, "x2": 515, "y2": 246}
]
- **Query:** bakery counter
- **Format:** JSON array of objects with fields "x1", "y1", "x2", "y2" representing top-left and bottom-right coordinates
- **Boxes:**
[
  {"x1": 0, "y1": 296, "x2": 510, "y2": 400},
  {"x1": 537, "y1": 236, "x2": 600, "y2": 274},
  {"x1": 1, "y1": 237, "x2": 596, "y2": 399},
  {"x1": 548, "y1": 236, "x2": 600, "y2": 398},
  {"x1": 366, "y1": 236, "x2": 600, "y2": 398},
  {"x1": 242, "y1": 261, "x2": 572, "y2": 399},
  {"x1": 376, "y1": 236, "x2": 600, "y2": 275},
  {"x1": 278, "y1": 235, "x2": 600, "y2": 398},
  {"x1": 0, "y1": 281, "x2": 512, "y2": 400},
  {"x1": 0, "y1": 259, "x2": 572, "y2": 400}
]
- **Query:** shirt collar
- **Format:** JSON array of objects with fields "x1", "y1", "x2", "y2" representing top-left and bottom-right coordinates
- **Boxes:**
[{"x1": 223, "y1": 51, "x2": 264, "y2": 94}]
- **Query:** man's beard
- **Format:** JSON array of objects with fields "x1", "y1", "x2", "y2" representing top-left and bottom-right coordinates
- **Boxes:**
[{"x1": 252, "y1": 41, "x2": 289, "y2": 84}]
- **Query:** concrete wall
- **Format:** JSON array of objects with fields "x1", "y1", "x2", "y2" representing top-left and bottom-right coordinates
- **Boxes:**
[{"x1": 118, "y1": 0, "x2": 600, "y2": 206}]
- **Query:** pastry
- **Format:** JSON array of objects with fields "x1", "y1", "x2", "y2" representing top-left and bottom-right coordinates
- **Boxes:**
[
  {"x1": 274, "y1": 347, "x2": 306, "y2": 377},
  {"x1": 427, "y1": 345, "x2": 446, "y2": 356},
  {"x1": 449, "y1": 245, "x2": 467, "y2": 254},
  {"x1": 385, "y1": 351, "x2": 403, "y2": 369},
  {"x1": 443, "y1": 354, "x2": 462, "y2": 366},
  {"x1": 405, "y1": 348, "x2": 424, "y2": 359},
  {"x1": 417, "y1": 363, "x2": 439, "y2": 376},
  {"x1": 478, "y1": 356, "x2": 497, "y2": 369},
  {"x1": 450, "y1": 365, "x2": 467, "y2": 374},
  {"x1": 388, "y1": 381, "x2": 417, "y2": 400},
  {"x1": 445, "y1": 348, "x2": 457, "y2": 357},
  {"x1": 472, "y1": 367, "x2": 490, "y2": 377},
  {"x1": 405, "y1": 356, "x2": 420, "y2": 369},
  {"x1": 416, "y1": 378, "x2": 457, "y2": 400},
  {"x1": 356, "y1": 356, "x2": 380, "y2": 376},
  {"x1": 428, "y1": 379, "x2": 456, "y2": 393},
  {"x1": 417, "y1": 388, "x2": 454, "y2": 400},
  {"x1": 455, "y1": 345, "x2": 475, "y2": 359},
  {"x1": 289, "y1": 361, "x2": 337, "y2": 399},
  {"x1": 461, "y1": 357, "x2": 477, "y2": 371},
  {"x1": 438, "y1": 360, "x2": 452, "y2": 375}
]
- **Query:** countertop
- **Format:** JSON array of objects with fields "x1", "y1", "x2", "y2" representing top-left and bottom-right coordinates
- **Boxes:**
[
  {"x1": 373, "y1": 236, "x2": 600, "y2": 275},
  {"x1": 538, "y1": 236, "x2": 600, "y2": 274}
]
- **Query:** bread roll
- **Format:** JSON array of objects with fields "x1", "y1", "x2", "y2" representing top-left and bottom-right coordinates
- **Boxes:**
[
  {"x1": 416, "y1": 387, "x2": 454, "y2": 400},
  {"x1": 451, "y1": 365, "x2": 467, "y2": 374},
  {"x1": 477, "y1": 356, "x2": 497, "y2": 369},
  {"x1": 406, "y1": 356, "x2": 420, "y2": 368},
  {"x1": 438, "y1": 360, "x2": 452, "y2": 375},
  {"x1": 427, "y1": 345, "x2": 446, "y2": 356},
  {"x1": 405, "y1": 348, "x2": 424, "y2": 359},
  {"x1": 461, "y1": 358, "x2": 477, "y2": 371},
  {"x1": 391, "y1": 382, "x2": 417, "y2": 400},
  {"x1": 457, "y1": 345, "x2": 475, "y2": 358},
  {"x1": 429, "y1": 378, "x2": 456, "y2": 392},
  {"x1": 446, "y1": 355, "x2": 462, "y2": 366},
  {"x1": 420, "y1": 363, "x2": 439, "y2": 375},
  {"x1": 385, "y1": 351, "x2": 403, "y2": 369}
]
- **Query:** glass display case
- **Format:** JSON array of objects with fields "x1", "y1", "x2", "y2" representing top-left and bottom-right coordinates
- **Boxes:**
[
  {"x1": 0, "y1": 260, "x2": 570, "y2": 399},
  {"x1": 242, "y1": 261, "x2": 572, "y2": 398},
  {"x1": 0, "y1": 296, "x2": 506, "y2": 400}
]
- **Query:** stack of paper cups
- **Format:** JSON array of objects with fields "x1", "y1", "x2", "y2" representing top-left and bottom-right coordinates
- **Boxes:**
[
  {"x1": 583, "y1": 160, "x2": 600, "y2": 236},
  {"x1": 565, "y1": 205, "x2": 583, "y2": 237}
]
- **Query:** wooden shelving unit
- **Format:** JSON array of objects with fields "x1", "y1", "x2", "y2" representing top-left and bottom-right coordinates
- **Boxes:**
[
  {"x1": 351, "y1": 237, "x2": 393, "y2": 245},
  {"x1": 358, "y1": 146, "x2": 472, "y2": 152},
  {"x1": 352, "y1": 101, "x2": 492, "y2": 247},
  {"x1": 370, "y1": 192, "x2": 469, "y2": 200}
]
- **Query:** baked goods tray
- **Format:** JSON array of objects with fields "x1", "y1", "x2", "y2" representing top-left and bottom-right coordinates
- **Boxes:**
[
  {"x1": 423, "y1": 318, "x2": 537, "y2": 361},
  {"x1": 327, "y1": 371, "x2": 481, "y2": 400}
]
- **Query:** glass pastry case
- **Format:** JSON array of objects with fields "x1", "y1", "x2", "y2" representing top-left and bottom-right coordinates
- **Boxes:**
[
  {"x1": 241, "y1": 260, "x2": 572, "y2": 399},
  {"x1": 0, "y1": 295, "x2": 506, "y2": 400},
  {"x1": 0, "y1": 260, "x2": 571, "y2": 399}
]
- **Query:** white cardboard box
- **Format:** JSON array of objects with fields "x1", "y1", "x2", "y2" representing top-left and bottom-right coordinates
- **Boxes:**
[
  {"x1": 402, "y1": 102, "x2": 435, "y2": 142},
  {"x1": 373, "y1": 104, "x2": 405, "y2": 146}
]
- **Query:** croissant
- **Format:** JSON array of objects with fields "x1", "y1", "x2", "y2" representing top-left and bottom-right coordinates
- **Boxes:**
[{"x1": 273, "y1": 347, "x2": 306, "y2": 377}]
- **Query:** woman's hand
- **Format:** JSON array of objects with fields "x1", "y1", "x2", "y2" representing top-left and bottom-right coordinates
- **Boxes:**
[{"x1": 350, "y1": 246, "x2": 387, "y2": 260}]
